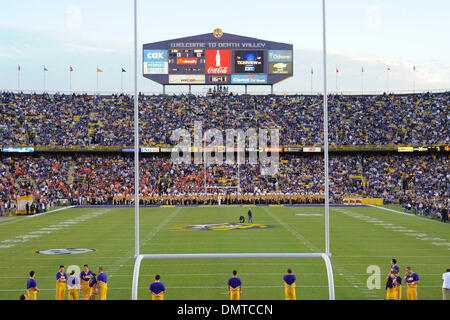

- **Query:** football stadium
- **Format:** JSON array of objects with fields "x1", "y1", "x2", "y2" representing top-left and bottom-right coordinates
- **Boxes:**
[{"x1": 0, "y1": 1, "x2": 449, "y2": 307}]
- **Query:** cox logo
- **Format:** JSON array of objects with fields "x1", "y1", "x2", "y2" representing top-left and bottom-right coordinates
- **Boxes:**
[{"x1": 144, "y1": 50, "x2": 167, "y2": 62}]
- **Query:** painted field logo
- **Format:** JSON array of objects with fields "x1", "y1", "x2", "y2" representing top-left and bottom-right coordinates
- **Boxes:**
[
  {"x1": 35, "y1": 248, "x2": 96, "y2": 255},
  {"x1": 172, "y1": 223, "x2": 273, "y2": 231}
]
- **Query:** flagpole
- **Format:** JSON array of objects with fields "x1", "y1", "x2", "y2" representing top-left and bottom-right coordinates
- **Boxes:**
[
  {"x1": 386, "y1": 66, "x2": 389, "y2": 93},
  {"x1": 121, "y1": 69, "x2": 123, "y2": 92},
  {"x1": 96, "y1": 65, "x2": 99, "y2": 94},
  {"x1": 17, "y1": 66, "x2": 20, "y2": 93},
  {"x1": 335, "y1": 66, "x2": 338, "y2": 93},
  {"x1": 361, "y1": 67, "x2": 364, "y2": 95},
  {"x1": 310, "y1": 68, "x2": 313, "y2": 95},
  {"x1": 413, "y1": 66, "x2": 416, "y2": 94},
  {"x1": 43, "y1": 66, "x2": 46, "y2": 92},
  {"x1": 69, "y1": 68, "x2": 72, "y2": 92}
]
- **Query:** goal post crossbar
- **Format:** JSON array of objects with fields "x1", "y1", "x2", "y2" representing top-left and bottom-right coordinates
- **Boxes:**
[{"x1": 131, "y1": 252, "x2": 335, "y2": 300}]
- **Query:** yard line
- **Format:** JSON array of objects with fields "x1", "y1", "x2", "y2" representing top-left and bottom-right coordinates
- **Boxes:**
[
  {"x1": 262, "y1": 207, "x2": 318, "y2": 251},
  {"x1": 108, "y1": 207, "x2": 182, "y2": 278},
  {"x1": 262, "y1": 207, "x2": 375, "y2": 299}
]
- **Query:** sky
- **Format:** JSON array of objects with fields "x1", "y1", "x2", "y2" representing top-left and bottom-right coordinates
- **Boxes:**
[{"x1": 0, "y1": 0, "x2": 449, "y2": 95}]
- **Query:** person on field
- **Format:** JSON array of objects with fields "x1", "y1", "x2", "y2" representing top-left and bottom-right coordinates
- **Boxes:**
[
  {"x1": 228, "y1": 270, "x2": 242, "y2": 300},
  {"x1": 247, "y1": 208, "x2": 253, "y2": 224},
  {"x1": 283, "y1": 268, "x2": 296, "y2": 300},
  {"x1": 149, "y1": 275, "x2": 166, "y2": 300},
  {"x1": 26, "y1": 270, "x2": 40, "y2": 300}
]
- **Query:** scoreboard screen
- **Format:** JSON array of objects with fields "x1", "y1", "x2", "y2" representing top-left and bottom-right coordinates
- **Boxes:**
[
  {"x1": 168, "y1": 49, "x2": 205, "y2": 74},
  {"x1": 143, "y1": 30, "x2": 293, "y2": 85},
  {"x1": 234, "y1": 51, "x2": 264, "y2": 73}
]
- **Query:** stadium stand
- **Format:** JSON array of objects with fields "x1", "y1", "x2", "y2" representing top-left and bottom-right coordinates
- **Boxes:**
[
  {"x1": 0, "y1": 91, "x2": 448, "y2": 147},
  {"x1": 0, "y1": 91, "x2": 448, "y2": 219},
  {"x1": 0, "y1": 154, "x2": 448, "y2": 219}
]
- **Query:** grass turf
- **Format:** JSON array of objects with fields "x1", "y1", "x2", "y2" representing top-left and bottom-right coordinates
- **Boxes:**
[{"x1": 0, "y1": 205, "x2": 448, "y2": 300}]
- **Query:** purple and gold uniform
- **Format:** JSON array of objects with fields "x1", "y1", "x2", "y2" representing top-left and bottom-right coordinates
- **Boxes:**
[
  {"x1": 80, "y1": 270, "x2": 93, "y2": 300},
  {"x1": 228, "y1": 277, "x2": 242, "y2": 300},
  {"x1": 405, "y1": 273, "x2": 419, "y2": 300},
  {"x1": 56, "y1": 272, "x2": 67, "y2": 300},
  {"x1": 27, "y1": 278, "x2": 38, "y2": 300},
  {"x1": 386, "y1": 275, "x2": 396, "y2": 300},
  {"x1": 150, "y1": 282, "x2": 166, "y2": 300},
  {"x1": 283, "y1": 274, "x2": 296, "y2": 300},
  {"x1": 394, "y1": 275, "x2": 402, "y2": 300},
  {"x1": 97, "y1": 272, "x2": 107, "y2": 300},
  {"x1": 88, "y1": 277, "x2": 98, "y2": 299},
  {"x1": 390, "y1": 264, "x2": 399, "y2": 274}
]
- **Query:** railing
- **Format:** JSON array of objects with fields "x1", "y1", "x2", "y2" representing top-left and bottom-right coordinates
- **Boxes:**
[
  {"x1": 2, "y1": 88, "x2": 449, "y2": 96},
  {"x1": 0, "y1": 144, "x2": 445, "y2": 153}
]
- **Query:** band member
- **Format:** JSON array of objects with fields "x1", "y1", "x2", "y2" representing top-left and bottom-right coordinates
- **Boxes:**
[
  {"x1": 56, "y1": 265, "x2": 67, "y2": 300},
  {"x1": 149, "y1": 275, "x2": 166, "y2": 300},
  {"x1": 80, "y1": 264, "x2": 93, "y2": 300},
  {"x1": 283, "y1": 268, "x2": 296, "y2": 300},
  {"x1": 405, "y1": 267, "x2": 419, "y2": 300},
  {"x1": 27, "y1": 270, "x2": 40, "y2": 300},
  {"x1": 228, "y1": 270, "x2": 242, "y2": 300},
  {"x1": 97, "y1": 266, "x2": 108, "y2": 300}
]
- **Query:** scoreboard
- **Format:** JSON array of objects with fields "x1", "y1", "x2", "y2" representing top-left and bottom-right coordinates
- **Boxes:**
[{"x1": 143, "y1": 29, "x2": 293, "y2": 85}]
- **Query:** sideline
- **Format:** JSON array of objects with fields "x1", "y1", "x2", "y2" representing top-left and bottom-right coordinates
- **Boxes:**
[
  {"x1": 26, "y1": 206, "x2": 75, "y2": 219},
  {"x1": 368, "y1": 205, "x2": 447, "y2": 225}
]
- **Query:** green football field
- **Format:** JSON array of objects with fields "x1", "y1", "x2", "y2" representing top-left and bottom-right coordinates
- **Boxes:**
[{"x1": 0, "y1": 205, "x2": 448, "y2": 300}]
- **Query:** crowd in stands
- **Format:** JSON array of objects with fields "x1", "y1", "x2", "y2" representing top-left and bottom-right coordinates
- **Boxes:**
[
  {"x1": 0, "y1": 154, "x2": 448, "y2": 220},
  {"x1": 1, "y1": 91, "x2": 448, "y2": 147}
]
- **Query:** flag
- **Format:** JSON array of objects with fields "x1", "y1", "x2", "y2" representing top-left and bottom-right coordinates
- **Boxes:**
[
  {"x1": 18, "y1": 65, "x2": 21, "y2": 71},
  {"x1": 336, "y1": 67, "x2": 339, "y2": 73},
  {"x1": 413, "y1": 65, "x2": 416, "y2": 71},
  {"x1": 121, "y1": 67, "x2": 126, "y2": 72},
  {"x1": 70, "y1": 66, "x2": 73, "y2": 72},
  {"x1": 44, "y1": 66, "x2": 48, "y2": 71},
  {"x1": 387, "y1": 66, "x2": 391, "y2": 71},
  {"x1": 97, "y1": 67, "x2": 103, "y2": 72},
  {"x1": 311, "y1": 68, "x2": 314, "y2": 75},
  {"x1": 361, "y1": 66, "x2": 364, "y2": 73}
]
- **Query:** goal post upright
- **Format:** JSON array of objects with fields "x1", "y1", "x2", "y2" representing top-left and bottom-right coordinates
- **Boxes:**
[
  {"x1": 322, "y1": 0, "x2": 330, "y2": 255},
  {"x1": 133, "y1": 0, "x2": 140, "y2": 258}
]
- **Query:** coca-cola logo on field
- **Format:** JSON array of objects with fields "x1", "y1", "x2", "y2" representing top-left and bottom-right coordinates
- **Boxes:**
[{"x1": 206, "y1": 49, "x2": 230, "y2": 74}]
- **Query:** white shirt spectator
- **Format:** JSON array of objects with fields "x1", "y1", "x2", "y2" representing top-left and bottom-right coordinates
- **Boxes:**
[{"x1": 443, "y1": 271, "x2": 450, "y2": 289}]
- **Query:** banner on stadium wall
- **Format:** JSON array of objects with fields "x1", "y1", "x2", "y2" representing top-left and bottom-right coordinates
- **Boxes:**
[
  {"x1": 15, "y1": 196, "x2": 34, "y2": 215},
  {"x1": 285, "y1": 147, "x2": 302, "y2": 152},
  {"x1": 2, "y1": 147, "x2": 34, "y2": 153},
  {"x1": 141, "y1": 147, "x2": 159, "y2": 153},
  {"x1": 303, "y1": 147, "x2": 321, "y2": 152},
  {"x1": 343, "y1": 197, "x2": 383, "y2": 206},
  {"x1": 361, "y1": 198, "x2": 383, "y2": 206},
  {"x1": 398, "y1": 146, "x2": 414, "y2": 152}
]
